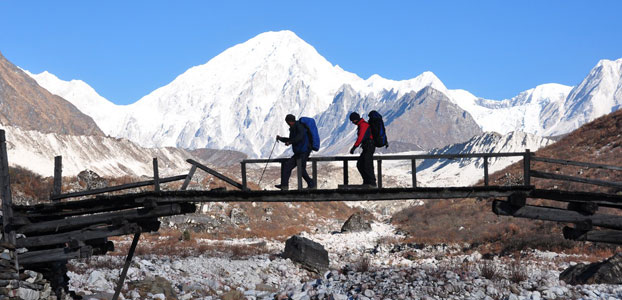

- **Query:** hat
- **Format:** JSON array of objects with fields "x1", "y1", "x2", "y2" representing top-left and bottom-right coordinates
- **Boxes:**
[
  {"x1": 349, "y1": 112, "x2": 360, "y2": 122},
  {"x1": 285, "y1": 114, "x2": 296, "y2": 123}
]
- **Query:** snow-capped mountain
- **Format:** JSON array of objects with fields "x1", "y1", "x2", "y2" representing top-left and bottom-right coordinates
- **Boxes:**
[
  {"x1": 546, "y1": 58, "x2": 622, "y2": 136},
  {"x1": 24, "y1": 31, "x2": 622, "y2": 159},
  {"x1": 386, "y1": 131, "x2": 554, "y2": 187},
  {"x1": 447, "y1": 83, "x2": 573, "y2": 135}
]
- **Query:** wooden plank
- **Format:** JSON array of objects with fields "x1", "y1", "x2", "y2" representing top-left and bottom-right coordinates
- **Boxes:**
[
  {"x1": 51, "y1": 174, "x2": 188, "y2": 200},
  {"x1": 531, "y1": 170, "x2": 622, "y2": 189},
  {"x1": 186, "y1": 159, "x2": 243, "y2": 190},
  {"x1": 0, "y1": 130, "x2": 18, "y2": 275},
  {"x1": 530, "y1": 189, "x2": 622, "y2": 206},
  {"x1": 242, "y1": 152, "x2": 529, "y2": 164},
  {"x1": 17, "y1": 223, "x2": 141, "y2": 248},
  {"x1": 181, "y1": 165, "x2": 197, "y2": 191},
  {"x1": 52, "y1": 156, "x2": 62, "y2": 198},
  {"x1": 532, "y1": 156, "x2": 622, "y2": 171},
  {"x1": 16, "y1": 204, "x2": 193, "y2": 235},
  {"x1": 492, "y1": 200, "x2": 622, "y2": 230},
  {"x1": 563, "y1": 227, "x2": 622, "y2": 245},
  {"x1": 153, "y1": 158, "x2": 160, "y2": 192}
]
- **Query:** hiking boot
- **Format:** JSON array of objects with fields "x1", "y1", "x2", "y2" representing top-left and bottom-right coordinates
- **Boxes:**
[
  {"x1": 363, "y1": 183, "x2": 377, "y2": 188},
  {"x1": 304, "y1": 183, "x2": 316, "y2": 190},
  {"x1": 275, "y1": 184, "x2": 288, "y2": 191}
]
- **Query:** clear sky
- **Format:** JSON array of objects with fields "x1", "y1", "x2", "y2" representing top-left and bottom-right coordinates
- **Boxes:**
[{"x1": 1, "y1": 1, "x2": 620, "y2": 105}]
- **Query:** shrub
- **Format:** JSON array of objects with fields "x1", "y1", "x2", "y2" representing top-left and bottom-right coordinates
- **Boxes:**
[
  {"x1": 478, "y1": 259, "x2": 499, "y2": 280},
  {"x1": 508, "y1": 258, "x2": 528, "y2": 283}
]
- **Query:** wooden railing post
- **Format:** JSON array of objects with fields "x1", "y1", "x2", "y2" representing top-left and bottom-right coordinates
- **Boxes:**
[
  {"x1": 52, "y1": 156, "x2": 62, "y2": 200},
  {"x1": 0, "y1": 130, "x2": 18, "y2": 274},
  {"x1": 152, "y1": 158, "x2": 160, "y2": 192},
  {"x1": 411, "y1": 159, "x2": 417, "y2": 188},
  {"x1": 181, "y1": 165, "x2": 197, "y2": 191},
  {"x1": 241, "y1": 162, "x2": 247, "y2": 190},
  {"x1": 312, "y1": 160, "x2": 317, "y2": 189},
  {"x1": 343, "y1": 160, "x2": 349, "y2": 185},
  {"x1": 524, "y1": 149, "x2": 531, "y2": 186},
  {"x1": 483, "y1": 156, "x2": 489, "y2": 186},
  {"x1": 377, "y1": 159, "x2": 383, "y2": 188}
]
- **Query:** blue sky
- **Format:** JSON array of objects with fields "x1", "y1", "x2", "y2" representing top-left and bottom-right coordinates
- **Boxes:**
[{"x1": 1, "y1": 1, "x2": 620, "y2": 105}]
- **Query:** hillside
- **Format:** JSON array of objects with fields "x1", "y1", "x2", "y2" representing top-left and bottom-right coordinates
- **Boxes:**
[
  {"x1": 392, "y1": 109, "x2": 622, "y2": 253},
  {"x1": 0, "y1": 52, "x2": 103, "y2": 136}
]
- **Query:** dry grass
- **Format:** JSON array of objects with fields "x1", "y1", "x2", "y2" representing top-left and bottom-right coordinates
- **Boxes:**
[
  {"x1": 508, "y1": 258, "x2": 528, "y2": 283},
  {"x1": 478, "y1": 259, "x2": 499, "y2": 280}
]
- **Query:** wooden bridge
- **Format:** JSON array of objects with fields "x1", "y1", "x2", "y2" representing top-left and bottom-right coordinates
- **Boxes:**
[{"x1": 0, "y1": 129, "x2": 621, "y2": 299}]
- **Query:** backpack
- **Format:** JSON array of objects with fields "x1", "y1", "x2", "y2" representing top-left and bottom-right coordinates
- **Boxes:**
[
  {"x1": 367, "y1": 110, "x2": 388, "y2": 148},
  {"x1": 299, "y1": 117, "x2": 320, "y2": 151}
]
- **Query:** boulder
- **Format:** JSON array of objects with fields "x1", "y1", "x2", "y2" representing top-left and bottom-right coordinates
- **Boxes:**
[
  {"x1": 283, "y1": 235, "x2": 329, "y2": 273},
  {"x1": 77, "y1": 169, "x2": 108, "y2": 190},
  {"x1": 560, "y1": 253, "x2": 622, "y2": 285},
  {"x1": 341, "y1": 212, "x2": 371, "y2": 233}
]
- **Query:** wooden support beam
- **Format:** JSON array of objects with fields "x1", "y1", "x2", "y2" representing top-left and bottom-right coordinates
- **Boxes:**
[
  {"x1": 17, "y1": 223, "x2": 142, "y2": 248},
  {"x1": 18, "y1": 246, "x2": 92, "y2": 265},
  {"x1": 17, "y1": 203, "x2": 193, "y2": 235},
  {"x1": 563, "y1": 227, "x2": 622, "y2": 245},
  {"x1": 508, "y1": 192, "x2": 527, "y2": 207},
  {"x1": 529, "y1": 189, "x2": 622, "y2": 208},
  {"x1": 52, "y1": 156, "x2": 62, "y2": 199},
  {"x1": 113, "y1": 232, "x2": 140, "y2": 300},
  {"x1": 153, "y1": 158, "x2": 160, "y2": 192},
  {"x1": 0, "y1": 130, "x2": 18, "y2": 275},
  {"x1": 50, "y1": 174, "x2": 188, "y2": 200},
  {"x1": 531, "y1": 170, "x2": 622, "y2": 189},
  {"x1": 186, "y1": 159, "x2": 243, "y2": 190},
  {"x1": 567, "y1": 202, "x2": 598, "y2": 215},
  {"x1": 492, "y1": 200, "x2": 622, "y2": 230}
]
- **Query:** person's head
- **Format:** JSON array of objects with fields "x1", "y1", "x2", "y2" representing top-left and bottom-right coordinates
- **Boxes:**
[
  {"x1": 285, "y1": 114, "x2": 296, "y2": 126},
  {"x1": 349, "y1": 112, "x2": 360, "y2": 124}
]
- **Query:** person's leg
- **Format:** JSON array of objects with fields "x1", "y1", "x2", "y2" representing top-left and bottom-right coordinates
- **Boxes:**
[
  {"x1": 300, "y1": 151, "x2": 314, "y2": 187},
  {"x1": 279, "y1": 155, "x2": 297, "y2": 189},
  {"x1": 357, "y1": 152, "x2": 365, "y2": 184},
  {"x1": 362, "y1": 142, "x2": 376, "y2": 185}
]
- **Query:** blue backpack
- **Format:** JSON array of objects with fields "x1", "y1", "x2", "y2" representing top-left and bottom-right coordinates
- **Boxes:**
[
  {"x1": 299, "y1": 117, "x2": 320, "y2": 151},
  {"x1": 368, "y1": 110, "x2": 388, "y2": 148}
]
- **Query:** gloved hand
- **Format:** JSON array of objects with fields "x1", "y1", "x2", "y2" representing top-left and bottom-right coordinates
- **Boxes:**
[
  {"x1": 276, "y1": 135, "x2": 283, "y2": 142},
  {"x1": 350, "y1": 146, "x2": 357, "y2": 154}
]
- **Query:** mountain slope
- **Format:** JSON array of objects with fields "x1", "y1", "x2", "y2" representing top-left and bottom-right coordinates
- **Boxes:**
[
  {"x1": 24, "y1": 70, "x2": 122, "y2": 134},
  {"x1": 0, "y1": 52, "x2": 103, "y2": 136}
]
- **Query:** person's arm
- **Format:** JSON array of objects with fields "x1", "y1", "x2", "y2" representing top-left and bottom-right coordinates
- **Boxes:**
[{"x1": 353, "y1": 122, "x2": 368, "y2": 147}]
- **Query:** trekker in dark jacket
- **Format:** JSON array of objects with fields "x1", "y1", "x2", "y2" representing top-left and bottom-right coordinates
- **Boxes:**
[
  {"x1": 349, "y1": 112, "x2": 376, "y2": 187},
  {"x1": 275, "y1": 114, "x2": 315, "y2": 190}
]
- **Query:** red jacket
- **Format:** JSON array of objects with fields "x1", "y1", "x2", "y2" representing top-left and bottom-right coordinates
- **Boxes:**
[{"x1": 353, "y1": 119, "x2": 373, "y2": 147}]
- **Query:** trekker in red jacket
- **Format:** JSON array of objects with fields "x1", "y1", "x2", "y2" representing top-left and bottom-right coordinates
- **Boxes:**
[{"x1": 349, "y1": 112, "x2": 376, "y2": 187}]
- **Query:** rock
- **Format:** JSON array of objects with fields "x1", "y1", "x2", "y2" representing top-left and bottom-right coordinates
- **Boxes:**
[
  {"x1": 559, "y1": 253, "x2": 622, "y2": 285},
  {"x1": 283, "y1": 235, "x2": 329, "y2": 273},
  {"x1": 230, "y1": 207, "x2": 250, "y2": 225},
  {"x1": 341, "y1": 212, "x2": 372, "y2": 233},
  {"x1": 131, "y1": 276, "x2": 177, "y2": 299},
  {"x1": 77, "y1": 170, "x2": 108, "y2": 190}
]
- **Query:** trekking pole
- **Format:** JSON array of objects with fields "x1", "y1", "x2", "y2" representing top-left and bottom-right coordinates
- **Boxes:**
[{"x1": 258, "y1": 138, "x2": 278, "y2": 187}]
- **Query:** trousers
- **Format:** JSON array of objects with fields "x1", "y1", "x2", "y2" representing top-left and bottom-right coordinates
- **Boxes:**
[
  {"x1": 281, "y1": 151, "x2": 313, "y2": 187},
  {"x1": 357, "y1": 140, "x2": 376, "y2": 185}
]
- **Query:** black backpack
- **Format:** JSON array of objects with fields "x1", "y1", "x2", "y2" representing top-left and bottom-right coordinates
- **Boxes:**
[{"x1": 368, "y1": 110, "x2": 388, "y2": 148}]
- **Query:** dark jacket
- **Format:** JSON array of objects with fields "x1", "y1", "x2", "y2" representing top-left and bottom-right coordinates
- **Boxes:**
[{"x1": 278, "y1": 121, "x2": 311, "y2": 154}]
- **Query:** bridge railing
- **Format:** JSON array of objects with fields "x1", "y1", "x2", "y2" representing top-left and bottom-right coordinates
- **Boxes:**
[{"x1": 241, "y1": 150, "x2": 532, "y2": 190}]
